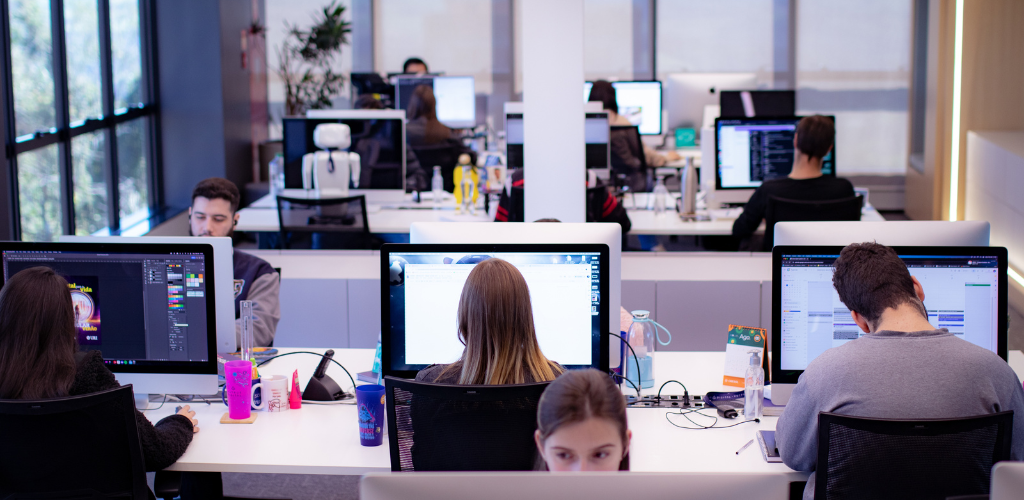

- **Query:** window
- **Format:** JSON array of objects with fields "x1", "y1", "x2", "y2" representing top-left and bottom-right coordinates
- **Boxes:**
[{"x1": 2, "y1": 0, "x2": 158, "y2": 240}]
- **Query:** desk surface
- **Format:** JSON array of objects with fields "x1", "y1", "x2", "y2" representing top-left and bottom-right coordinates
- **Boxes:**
[{"x1": 146, "y1": 349, "x2": 1024, "y2": 475}]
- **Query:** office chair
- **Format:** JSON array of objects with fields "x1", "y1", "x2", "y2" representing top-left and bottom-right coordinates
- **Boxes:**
[
  {"x1": 0, "y1": 385, "x2": 151, "y2": 499},
  {"x1": 763, "y1": 194, "x2": 862, "y2": 251},
  {"x1": 384, "y1": 376, "x2": 550, "y2": 472},
  {"x1": 277, "y1": 194, "x2": 377, "y2": 249},
  {"x1": 410, "y1": 143, "x2": 472, "y2": 193},
  {"x1": 352, "y1": 127, "x2": 404, "y2": 189},
  {"x1": 816, "y1": 411, "x2": 1014, "y2": 500},
  {"x1": 610, "y1": 125, "x2": 650, "y2": 192}
]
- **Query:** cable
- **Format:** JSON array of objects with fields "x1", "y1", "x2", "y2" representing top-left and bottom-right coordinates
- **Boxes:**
[
  {"x1": 656, "y1": 380, "x2": 689, "y2": 401},
  {"x1": 664, "y1": 407, "x2": 761, "y2": 430},
  {"x1": 609, "y1": 371, "x2": 640, "y2": 397},
  {"x1": 138, "y1": 394, "x2": 168, "y2": 411},
  {"x1": 609, "y1": 332, "x2": 642, "y2": 399},
  {"x1": 255, "y1": 351, "x2": 359, "y2": 396}
]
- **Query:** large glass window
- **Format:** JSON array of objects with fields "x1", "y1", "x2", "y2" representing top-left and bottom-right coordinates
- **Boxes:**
[{"x1": 3, "y1": 0, "x2": 157, "y2": 240}]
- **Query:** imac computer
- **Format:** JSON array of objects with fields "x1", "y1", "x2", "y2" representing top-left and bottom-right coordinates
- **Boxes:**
[
  {"x1": 394, "y1": 75, "x2": 476, "y2": 128},
  {"x1": 665, "y1": 73, "x2": 757, "y2": 131},
  {"x1": 770, "y1": 245, "x2": 1008, "y2": 405},
  {"x1": 282, "y1": 110, "x2": 406, "y2": 193},
  {"x1": 505, "y1": 107, "x2": 610, "y2": 169},
  {"x1": 381, "y1": 244, "x2": 610, "y2": 379},
  {"x1": 773, "y1": 221, "x2": 991, "y2": 248},
  {"x1": 583, "y1": 81, "x2": 663, "y2": 135},
  {"x1": 719, "y1": 90, "x2": 796, "y2": 119},
  {"x1": 60, "y1": 235, "x2": 238, "y2": 354},
  {"x1": 712, "y1": 116, "x2": 836, "y2": 207},
  {"x1": 0, "y1": 241, "x2": 220, "y2": 395}
]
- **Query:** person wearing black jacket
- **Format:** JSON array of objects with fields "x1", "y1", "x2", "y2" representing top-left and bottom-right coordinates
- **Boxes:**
[{"x1": 731, "y1": 115, "x2": 854, "y2": 247}]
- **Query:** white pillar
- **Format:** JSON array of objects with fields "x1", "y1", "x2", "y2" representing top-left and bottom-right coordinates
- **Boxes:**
[{"x1": 521, "y1": 0, "x2": 585, "y2": 223}]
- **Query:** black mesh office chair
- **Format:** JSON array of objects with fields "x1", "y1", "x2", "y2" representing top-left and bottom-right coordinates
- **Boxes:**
[
  {"x1": 410, "y1": 143, "x2": 472, "y2": 193},
  {"x1": 384, "y1": 376, "x2": 550, "y2": 472},
  {"x1": 0, "y1": 385, "x2": 151, "y2": 499},
  {"x1": 762, "y1": 194, "x2": 863, "y2": 251},
  {"x1": 276, "y1": 194, "x2": 377, "y2": 249},
  {"x1": 816, "y1": 411, "x2": 1014, "y2": 500}
]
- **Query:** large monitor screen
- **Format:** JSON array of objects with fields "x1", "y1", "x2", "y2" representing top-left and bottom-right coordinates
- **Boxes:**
[
  {"x1": 715, "y1": 117, "x2": 835, "y2": 190},
  {"x1": 381, "y1": 244, "x2": 610, "y2": 379},
  {"x1": 772, "y1": 246, "x2": 1008, "y2": 383},
  {"x1": 583, "y1": 81, "x2": 662, "y2": 135},
  {"x1": 506, "y1": 113, "x2": 609, "y2": 169},
  {"x1": 282, "y1": 116, "x2": 405, "y2": 190},
  {"x1": 0, "y1": 242, "x2": 218, "y2": 374},
  {"x1": 395, "y1": 75, "x2": 476, "y2": 128}
]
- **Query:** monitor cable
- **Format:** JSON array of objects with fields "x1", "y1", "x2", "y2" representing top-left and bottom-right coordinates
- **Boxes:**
[
  {"x1": 608, "y1": 332, "x2": 642, "y2": 400},
  {"x1": 665, "y1": 407, "x2": 760, "y2": 430},
  {"x1": 256, "y1": 351, "x2": 358, "y2": 397}
]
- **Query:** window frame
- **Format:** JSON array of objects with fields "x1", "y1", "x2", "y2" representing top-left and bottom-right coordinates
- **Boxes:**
[{"x1": 0, "y1": 0, "x2": 160, "y2": 240}]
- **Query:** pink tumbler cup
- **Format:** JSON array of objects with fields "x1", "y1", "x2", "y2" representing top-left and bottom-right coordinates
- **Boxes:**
[{"x1": 225, "y1": 360, "x2": 254, "y2": 420}]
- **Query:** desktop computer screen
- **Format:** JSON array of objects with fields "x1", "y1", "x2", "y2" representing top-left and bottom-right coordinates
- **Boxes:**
[
  {"x1": 505, "y1": 112, "x2": 609, "y2": 169},
  {"x1": 381, "y1": 244, "x2": 610, "y2": 379},
  {"x1": 395, "y1": 75, "x2": 476, "y2": 128},
  {"x1": 719, "y1": 90, "x2": 796, "y2": 119},
  {"x1": 282, "y1": 115, "x2": 405, "y2": 190},
  {"x1": 715, "y1": 117, "x2": 836, "y2": 190},
  {"x1": 583, "y1": 81, "x2": 663, "y2": 135},
  {"x1": 771, "y1": 246, "x2": 1008, "y2": 384},
  {"x1": 0, "y1": 242, "x2": 218, "y2": 375}
]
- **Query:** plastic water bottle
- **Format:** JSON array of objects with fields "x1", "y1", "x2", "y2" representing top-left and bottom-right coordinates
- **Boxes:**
[
  {"x1": 653, "y1": 176, "x2": 669, "y2": 215},
  {"x1": 623, "y1": 311, "x2": 672, "y2": 391},
  {"x1": 744, "y1": 351, "x2": 764, "y2": 420},
  {"x1": 431, "y1": 166, "x2": 444, "y2": 209}
]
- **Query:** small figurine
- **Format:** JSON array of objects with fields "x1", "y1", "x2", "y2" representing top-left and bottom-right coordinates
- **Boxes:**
[{"x1": 452, "y1": 153, "x2": 479, "y2": 214}]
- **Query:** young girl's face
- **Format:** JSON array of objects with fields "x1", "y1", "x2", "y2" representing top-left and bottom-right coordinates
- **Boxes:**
[{"x1": 535, "y1": 417, "x2": 630, "y2": 472}]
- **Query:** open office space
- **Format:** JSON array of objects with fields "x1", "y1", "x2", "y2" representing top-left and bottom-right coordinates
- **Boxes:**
[{"x1": 2, "y1": 1, "x2": 1024, "y2": 500}]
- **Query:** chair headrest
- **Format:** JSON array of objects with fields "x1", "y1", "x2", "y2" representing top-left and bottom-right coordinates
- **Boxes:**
[{"x1": 313, "y1": 123, "x2": 351, "y2": 150}]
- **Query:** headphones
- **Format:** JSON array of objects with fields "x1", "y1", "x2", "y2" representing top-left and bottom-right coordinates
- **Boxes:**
[{"x1": 716, "y1": 407, "x2": 738, "y2": 419}]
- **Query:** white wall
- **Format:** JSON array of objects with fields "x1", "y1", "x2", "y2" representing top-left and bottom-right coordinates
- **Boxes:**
[{"x1": 965, "y1": 131, "x2": 1024, "y2": 273}]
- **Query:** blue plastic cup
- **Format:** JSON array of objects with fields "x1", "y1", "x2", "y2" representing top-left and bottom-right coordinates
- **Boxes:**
[{"x1": 356, "y1": 384, "x2": 386, "y2": 447}]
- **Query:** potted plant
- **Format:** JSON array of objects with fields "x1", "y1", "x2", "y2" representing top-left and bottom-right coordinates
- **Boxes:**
[{"x1": 277, "y1": 1, "x2": 352, "y2": 116}]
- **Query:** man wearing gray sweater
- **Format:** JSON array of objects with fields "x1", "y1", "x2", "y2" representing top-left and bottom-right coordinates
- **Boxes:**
[{"x1": 776, "y1": 242, "x2": 1024, "y2": 500}]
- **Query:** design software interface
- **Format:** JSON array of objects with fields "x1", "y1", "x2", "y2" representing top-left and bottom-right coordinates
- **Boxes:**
[
  {"x1": 2, "y1": 249, "x2": 211, "y2": 365},
  {"x1": 717, "y1": 118, "x2": 834, "y2": 189},
  {"x1": 388, "y1": 251, "x2": 602, "y2": 371},
  {"x1": 779, "y1": 253, "x2": 1000, "y2": 371}
]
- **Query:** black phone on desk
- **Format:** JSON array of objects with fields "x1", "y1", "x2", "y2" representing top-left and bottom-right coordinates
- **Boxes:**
[{"x1": 756, "y1": 430, "x2": 783, "y2": 463}]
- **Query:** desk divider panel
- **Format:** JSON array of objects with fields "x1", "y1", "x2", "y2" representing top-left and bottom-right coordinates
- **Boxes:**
[
  {"x1": 274, "y1": 279, "x2": 349, "y2": 348},
  {"x1": 347, "y1": 279, "x2": 382, "y2": 348},
  {"x1": 621, "y1": 280, "x2": 658, "y2": 327},
  {"x1": 654, "y1": 281, "x2": 762, "y2": 352}
]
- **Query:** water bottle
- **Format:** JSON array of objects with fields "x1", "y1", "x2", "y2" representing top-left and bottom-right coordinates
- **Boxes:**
[
  {"x1": 653, "y1": 176, "x2": 669, "y2": 215},
  {"x1": 743, "y1": 351, "x2": 764, "y2": 420},
  {"x1": 269, "y1": 154, "x2": 284, "y2": 196},
  {"x1": 623, "y1": 310, "x2": 672, "y2": 391},
  {"x1": 431, "y1": 166, "x2": 444, "y2": 209}
]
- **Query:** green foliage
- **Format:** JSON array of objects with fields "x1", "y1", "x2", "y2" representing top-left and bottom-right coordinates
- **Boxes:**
[{"x1": 277, "y1": 1, "x2": 352, "y2": 115}]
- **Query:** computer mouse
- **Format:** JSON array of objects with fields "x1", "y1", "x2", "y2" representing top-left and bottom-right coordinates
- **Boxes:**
[{"x1": 717, "y1": 407, "x2": 738, "y2": 419}]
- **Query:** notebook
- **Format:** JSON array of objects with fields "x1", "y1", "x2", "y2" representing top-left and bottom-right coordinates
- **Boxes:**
[{"x1": 756, "y1": 430, "x2": 783, "y2": 463}]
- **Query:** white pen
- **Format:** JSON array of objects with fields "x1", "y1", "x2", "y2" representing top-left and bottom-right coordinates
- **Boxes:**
[{"x1": 735, "y1": 439, "x2": 754, "y2": 455}]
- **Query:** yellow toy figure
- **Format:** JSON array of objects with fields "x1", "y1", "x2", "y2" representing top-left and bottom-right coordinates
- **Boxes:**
[{"x1": 452, "y1": 153, "x2": 480, "y2": 214}]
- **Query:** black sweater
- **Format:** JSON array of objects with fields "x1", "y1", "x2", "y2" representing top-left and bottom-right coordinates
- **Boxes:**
[
  {"x1": 731, "y1": 176, "x2": 855, "y2": 238},
  {"x1": 70, "y1": 350, "x2": 195, "y2": 471}
]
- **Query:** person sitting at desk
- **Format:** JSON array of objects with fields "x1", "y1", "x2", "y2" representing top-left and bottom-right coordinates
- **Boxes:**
[
  {"x1": 190, "y1": 178, "x2": 281, "y2": 347},
  {"x1": 415, "y1": 258, "x2": 564, "y2": 384},
  {"x1": 775, "y1": 242, "x2": 1024, "y2": 500},
  {"x1": 403, "y1": 57, "x2": 428, "y2": 75},
  {"x1": 588, "y1": 80, "x2": 679, "y2": 192},
  {"x1": 730, "y1": 115, "x2": 854, "y2": 246},
  {"x1": 535, "y1": 369, "x2": 631, "y2": 471},
  {"x1": 0, "y1": 267, "x2": 199, "y2": 471},
  {"x1": 355, "y1": 94, "x2": 427, "y2": 191},
  {"x1": 406, "y1": 84, "x2": 459, "y2": 146}
]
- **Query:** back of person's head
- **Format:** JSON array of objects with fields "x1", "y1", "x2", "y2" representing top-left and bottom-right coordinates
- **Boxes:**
[
  {"x1": 535, "y1": 369, "x2": 629, "y2": 471},
  {"x1": 192, "y1": 177, "x2": 240, "y2": 213},
  {"x1": 451, "y1": 258, "x2": 561, "y2": 385},
  {"x1": 407, "y1": 85, "x2": 438, "y2": 122},
  {"x1": 832, "y1": 242, "x2": 927, "y2": 329},
  {"x1": 403, "y1": 57, "x2": 428, "y2": 74},
  {"x1": 795, "y1": 115, "x2": 834, "y2": 160},
  {"x1": 0, "y1": 267, "x2": 78, "y2": 399},
  {"x1": 588, "y1": 80, "x2": 617, "y2": 113},
  {"x1": 354, "y1": 94, "x2": 384, "y2": 110}
]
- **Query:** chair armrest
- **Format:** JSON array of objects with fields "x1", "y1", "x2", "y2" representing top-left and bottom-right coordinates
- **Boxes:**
[{"x1": 153, "y1": 470, "x2": 182, "y2": 500}]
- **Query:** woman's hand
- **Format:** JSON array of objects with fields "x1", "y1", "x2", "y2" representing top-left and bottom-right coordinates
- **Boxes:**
[
  {"x1": 177, "y1": 404, "x2": 199, "y2": 433},
  {"x1": 665, "y1": 150, "x2": 681, "y2": 162}
]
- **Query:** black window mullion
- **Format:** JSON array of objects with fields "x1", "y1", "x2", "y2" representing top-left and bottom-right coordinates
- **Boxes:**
[
  {"x1": 98, "y1": 0, "x2": 119, "y2": 232},
  {"x1": 139, "y1": 0, "x2": 160, "y2": 213},
  {"x1": 0, "y1": 0, "x2": 21, "y2": 239},
  {"x1": 50, "y1": 0, "x2": 73, "y2": 236}
]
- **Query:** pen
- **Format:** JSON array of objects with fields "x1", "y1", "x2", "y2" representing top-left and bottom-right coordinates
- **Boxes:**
[{"x1": 736, "y1": 439, "x2": 754, "y2": 455}]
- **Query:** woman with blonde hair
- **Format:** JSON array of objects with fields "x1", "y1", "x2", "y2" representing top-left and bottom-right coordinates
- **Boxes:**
[{"x1": 415, "y1": 258, "x2": 563, "y2": 385}]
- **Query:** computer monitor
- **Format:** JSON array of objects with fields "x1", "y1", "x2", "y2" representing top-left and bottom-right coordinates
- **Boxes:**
[
  {"x1": 719, "y1": 90, "x2": 796, "y2": 119},
  {"x1": 715, "y1": 116, "x2": 836, "y2": 190},
  {"x1": 381, "y1": 243, "x2": 610, "y2": 379},
  {"x1": 583, "y1": 81, "x2": 663, "y2": 135},
  {"x1": 770, "y1": 245, "x2": 1008, "y2": 403},
  {"x1": 394, "y1": 75, "x2": 476, "y2": 128},
  {"x1": 0, "y1": 241, "x2": 220, "y2": 395},
  {"x1": 60, "y1": 235, "x2": 238, "y2": 354},
  {"x1": 282, "y1": 110, "x2": 406, "y2": 190},
  {"x1": 505, "y1": 111, "x2": 609, "y2": 169},
  {"x1": 773, "y1": 221, "x2": 991, "y2": 247},
  {"x1": 665, "y1": 73, "x2": 758, "y2": 131}
]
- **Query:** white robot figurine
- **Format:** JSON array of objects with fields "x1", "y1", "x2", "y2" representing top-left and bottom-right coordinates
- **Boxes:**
[{"x1": 301, "y1": 123, "x2": 361, "y2": 196}]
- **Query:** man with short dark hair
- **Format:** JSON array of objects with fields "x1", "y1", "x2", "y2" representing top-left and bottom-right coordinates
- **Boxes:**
[
  {"x1": 190, "y1": 178, "x2": 280, "y2": 347},
  {"x1": 776, "y1": 242, "x2": 1024, "y2": 500},
  {"x1": 731, "y1": 115, "x2": 854, "y2": 243},
  {"x1": 402, "y1": 57, "x2": 428, "y2": 75}
]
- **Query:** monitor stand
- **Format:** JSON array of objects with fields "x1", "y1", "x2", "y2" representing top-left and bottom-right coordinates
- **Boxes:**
[{"x1": 135, "y1": 393, "x2": 154, "y2": 410}]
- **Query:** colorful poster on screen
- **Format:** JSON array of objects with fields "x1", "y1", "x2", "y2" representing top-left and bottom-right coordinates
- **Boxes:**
[{"x1": 67, "y1": 276, "x2": 101, "y2": 345}]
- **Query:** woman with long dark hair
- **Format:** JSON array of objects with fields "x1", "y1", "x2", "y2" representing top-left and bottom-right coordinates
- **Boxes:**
[{"x1": 406, "y1": 84, "x2": 454, "y2": 146}]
